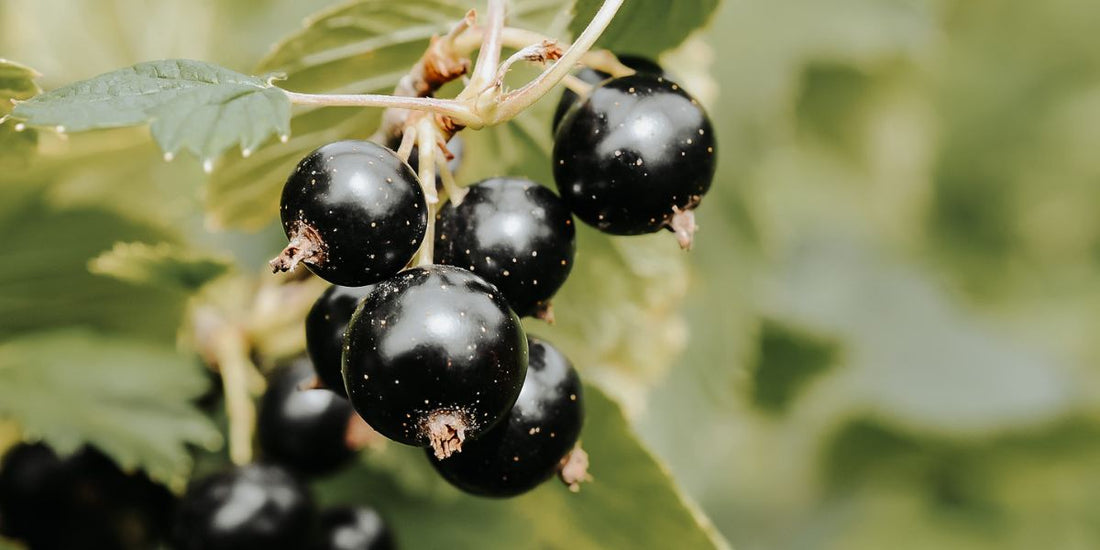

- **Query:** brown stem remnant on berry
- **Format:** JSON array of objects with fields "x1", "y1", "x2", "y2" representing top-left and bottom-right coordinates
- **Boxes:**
[
  {"x1": 534, "y1": 302, "x2": 556, "y2": 324},
  {"x1": 426, "y1": 411, "x2": 468, "y2": 459},
  {"x1": 269, "y1": 222, "x2": 326, "y2": 273},
  {"x1": 667, "y1": 196, "x2": 702, "y2": 250},
  {"x1": 558, "y1": 445, "x2": 592, "y2": 492}
]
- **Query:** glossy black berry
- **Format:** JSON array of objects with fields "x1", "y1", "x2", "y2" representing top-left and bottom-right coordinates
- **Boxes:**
[
  {"x1": 61, "y1": 447, "x2": 176, "y2": 550},
  {"x1": 272, "y1": 140, "x2": 427, "y2": 287},
  {"x1": 258, "y1": 358, "x2": 358, "y2": 476},
  {"x1": 0, "y1": 443, "x2": 67, "y2": 542},
  {"x1": 343, "y1": 265, "x2": 528, "y2": 459},
  {"x1": 427, "y1": 336, "x2": 584, "y2": 497},
  {"x1": 312, "y1": 507, "x2": 395, "y2": 550},
  {"x1": 552, "y1": 55, "x2": 666, "y2": 133},
  {"x1": 553, "y1": 74, "x2": 716, "y2": 248},
  {"x1": 306, "y1": 284, "x2": 375, "y2": 397},
  {"x1": 174, "y1": 463, "x2": 314, "y2": 550},
  {"x1": 434, "y1": 177, "x2": 576, "y2": 318},
  {"x1": 0, "y1": 443, "x2": 175, "y2": 550}
]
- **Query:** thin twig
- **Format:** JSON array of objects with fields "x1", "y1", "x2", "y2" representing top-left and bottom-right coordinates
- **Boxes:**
[
  {"x1": 492, "y1": 0, "x2": 624, "y2": 124},
  {"x1": 214, "y1": 330, "x2": 258, "y2": 466},
  {"x1": 285, "y1": 0, "x2": 625, "y2": 132},
  {"x1": 495, "y1": 40, "x2": 564, "y2": 86},
  {"x1": 283, "y1": 91, "x2": 478, "y2": 127},
  {"x1": 436, "y1": 152, "x2": 468, "y2": 206},
  {"x1": 465, "y1": 0, "x2": 508, "y2": 95},
  {"x1": 415, "y1": 117, "x2": 439, "y2": 267},
  {"x1": 416, "y1": 118, "x2": 439, "y2": 204},
  {"x1": 562, "y1": 74, "x2": 594, "y2": 96},
  {"x1": 396, "y1": 125, "x2": 417, "y2": 161},
  {"x1": 454, "y1": 27, "x2": 633, "y2": 77}
]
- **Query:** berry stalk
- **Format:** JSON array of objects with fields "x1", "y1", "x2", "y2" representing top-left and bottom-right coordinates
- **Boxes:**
[
  {"x1": 415, "y1": 117, "x2": 441, "y2": 266},
  {"x1": 210, "y1": 329, "x2": 259, "y2": 466},
  {"x1": 463, "y1": 0, "x2": 508, "y2": 96}
]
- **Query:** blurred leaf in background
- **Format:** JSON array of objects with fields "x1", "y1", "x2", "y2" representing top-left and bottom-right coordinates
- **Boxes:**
[
  {"x1": 0, "y1": 332, "x2": 221, "y2": 488},
  {"x1": 0, "y1": 59, "x2": 41, "y2": 165},
  {"x1": 639, "y1": 0, "x2": 1100, "y2": 548}
]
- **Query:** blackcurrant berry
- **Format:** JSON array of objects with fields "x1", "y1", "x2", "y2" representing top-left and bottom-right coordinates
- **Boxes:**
[
  {"x1": 306, "y1": 284, "x2": 375, "y2": 397},
  {"x1": 434, "y1": 177, "x2": 576, "y2": 319},
  {"x1": 312, "y1": 507, "x2": 395, "y2": 550},
  {"x1": 553, "y1": 74, "x2": 716, "y2": 248},
  {"x1": 427, "y1": 336, "x2": 585, "y2": 497},
  {"x1": 62, "y1": 447, "x2": 177, "y2": 550},
  {"x1": 271, "y1": 140, "x2": 427, "y2": 287},
  {"x1": 343, "y1": 265, "x2": 528, "y2": 459},
  {"x1": 0, "y1": 443, "x2": 68, "y2": 543},
  {"x1": 552, "y1": 55, "x2": 666, "y2": 133},
  {"x1": 0, "y1": 443, "x2": 175, "y2": 550},
  {"x1": 174, "y1": 463, "x2": 314, "y2": 550},
  {"x1": 258, "y1": 358, "x2": 359, "y2": 476}
]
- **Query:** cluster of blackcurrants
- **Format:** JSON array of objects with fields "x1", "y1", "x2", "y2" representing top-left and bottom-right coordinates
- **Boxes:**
[
  {"x1": 0, "y1": 56, "x2": 714, "y2": 550},
  {"x1": 264, "y1": 55, "x2": 712, "y2": 494}
]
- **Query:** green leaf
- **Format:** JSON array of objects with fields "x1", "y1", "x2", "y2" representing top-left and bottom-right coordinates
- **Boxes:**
[
  {"x1": 0, "y1": 59, "x2": 42, "y2": 164},
  {"x1": 750, "y1": 319, "x2": 838, "y2": 414},
  {"x1": 766, "y1": 237, "x2": 1076, "y2": 435},
  {"x1": 0, "y1": 331, "x2": 222, "y2": 488},
  {"x1": 89, "y1": 241, "x2": 232, "y2": 292},
  {"x1": 206, "y1": 0, "x2": 564, "y2": 229},
  {"x1": 11, "y1": 59, "x2": 290, "y2": 161},
  {"x1": 314, "y1": 385, "x2": 728, "y2": 549},
  {"x1": 0, "y1": 59, "x2": 40, "y2": 110},
  {"x1": 0, "y1": 185, "x2": 188, "y2": 343},
  {"x1": 569, "y1": 0, "x2": 720, "y2": 57},
  {"x1": 0, "y1": 122, "x2": 38, "y2": 166}
]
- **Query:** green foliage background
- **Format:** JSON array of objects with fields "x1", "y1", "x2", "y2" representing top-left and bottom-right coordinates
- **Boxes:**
[{"x1": 3, "y1": 0, "x2": 1100, "y2": 548}]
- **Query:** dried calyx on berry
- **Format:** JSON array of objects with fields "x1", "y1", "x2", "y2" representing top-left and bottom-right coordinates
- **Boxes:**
[{"x1": 427, "y1": 336, "x2": 587, "y2": 497}]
